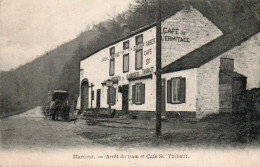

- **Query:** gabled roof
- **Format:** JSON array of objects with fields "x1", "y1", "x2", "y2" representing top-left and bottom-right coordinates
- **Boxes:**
[
  {"x1": 80, "y1": 12, "x2": 182, "y2": 61},
  {"x1": 161, "y1": 1, "x2": 260, "y2": 74},
  {"x1": 80, "y1": 23, "x2": 156, "y2": 61},
  {"x1": 161, "y1": 27, "x2": 260, "y2": 73},
  {"x1": 81, "y1": 0, "x2": 260, "y2": 64}
]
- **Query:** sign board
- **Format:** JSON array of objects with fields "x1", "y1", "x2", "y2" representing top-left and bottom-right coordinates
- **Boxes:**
[
  {"x1": 127, "y1": 67, "x2": 154, "y2": 80},
  {"x1": 105, "y1": 80, "x2": 113, "y2": 87}
]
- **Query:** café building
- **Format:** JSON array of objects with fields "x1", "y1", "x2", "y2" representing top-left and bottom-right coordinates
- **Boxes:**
[{"x1": 78, "y1": 6, "x2": 260, "y2": 118}]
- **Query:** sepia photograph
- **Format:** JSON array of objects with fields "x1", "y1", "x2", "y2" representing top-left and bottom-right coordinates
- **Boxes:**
[{"x1": 0, "y1": 0, "x2": 259, "y2": 166}]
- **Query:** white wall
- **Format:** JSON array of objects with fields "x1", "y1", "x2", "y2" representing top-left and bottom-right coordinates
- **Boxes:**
[
  {"x1": 161, "y1": 6, "x2": 223, "y2": 68},
  {"x1": 128, "y1": 76, "x2": 156, "y2": 111},
  {"x1": 162, "y1": 69, "x2": 197, "y2": 112},
  {"x1": 79, "y1": 27, "x2": 156, "y2": 111}
]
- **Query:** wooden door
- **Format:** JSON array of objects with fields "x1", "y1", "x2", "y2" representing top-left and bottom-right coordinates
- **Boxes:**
[
  {"x1": 122, "y1": 85, "x2": 129, "y2": 114},
  {"x1": 232, "y1": 78, "x2": 246, "y2": 113},
  {"x1": 96, "y1": 89, "x2": 101, "y2": 110}
]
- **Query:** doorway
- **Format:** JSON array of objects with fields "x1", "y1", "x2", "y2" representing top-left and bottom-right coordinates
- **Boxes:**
[
  {"x1": 96, "y1": 89, "x2": 101, "y2": 111},
  {"x1": 81, "y1": 79, "x2": 89, "y2": 111},
  {"x1": 122, "y1": 85, "x2": 129, "y2": 114},
  {"x1": 232, "y1": 78, "x2": 246, "y2": 113},
  {"x1": 219, "y1": 72, "x2": 246, "y2": 113}
]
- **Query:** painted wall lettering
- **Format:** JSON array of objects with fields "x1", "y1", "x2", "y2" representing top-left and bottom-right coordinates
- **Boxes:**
[
  {"x1": 127, "y1": 72, "x2": 140, "y2": 79},
  {"x1": 142, "y1": 67, "x2": 154, "y2": 75},
  {"x1": 133, "y1": 43, "x2": 144, "y2": 51},
  {"x1": 161, "y1": 27, "x2": 190, "y2": 43},
  {"x1": 162, "y1": 27, "x2": 179, "y2": 35},
  {"x1": 146, "y1": 58, "x2": 151, "y2": 65},
  {"x1": 144, "y1": 49, "x2": 152, "y2": 56},
  {"x1": 162, "y1": 36, "x2": 190, "y2": 43},
  {"x1": 145, "y1": 38, "x2": 155, "y2": 46},
  {"x1": 110, "y1": 53, "x2": 120, "y2": 59},
  {"x1": 101, "y1": 57, "x2": 109, "y2": 62}
]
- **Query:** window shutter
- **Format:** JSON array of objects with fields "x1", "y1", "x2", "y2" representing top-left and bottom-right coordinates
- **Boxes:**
[
  {"x1": 91, "y1": 90, "x2": 94, "y2": 100},
  {"x1": 180, "y1": 78, "x2": 186, "y2": 103},
  {"x1": 107, "y1": 88, "x2": 110, "y2": 105},
  {"x1": 141, "y1": 84, "x2": 145, "y2": 104},
  {"x1": 132, "y1": 85, "x2": 136, "y2": 104},
  {"x1": 112, "y1": 87, "x2": 116, "y2": 105},
  {"x1": 167, "y1": 80, "x2": 172, "y2": 103}
]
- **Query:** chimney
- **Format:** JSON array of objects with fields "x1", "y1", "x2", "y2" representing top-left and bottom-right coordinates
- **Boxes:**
[
  {"x1": 183, "y1": 1, "x2": 191, "y2": 11},
  {"x1": 122, "y1": 24, "x2": 131, "y2": 36}
]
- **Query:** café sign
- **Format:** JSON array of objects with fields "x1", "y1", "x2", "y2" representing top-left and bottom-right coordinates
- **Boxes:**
[{"x1": 127, "y1": 67, "x2": 154, "y2": 80}]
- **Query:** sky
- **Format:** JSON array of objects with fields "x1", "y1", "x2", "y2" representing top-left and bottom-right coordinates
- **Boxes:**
[{"x1": 0, "y1": 0, "x2": 134, "y2": 71}]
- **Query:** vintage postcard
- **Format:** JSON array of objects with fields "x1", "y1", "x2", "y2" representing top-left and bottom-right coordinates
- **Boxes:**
[{"x1": 0, "y1": 0, "x2": 259, "y2": 166}]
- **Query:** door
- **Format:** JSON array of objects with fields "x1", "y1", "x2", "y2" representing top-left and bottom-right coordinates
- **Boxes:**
[
  {"x1": 81, "y1": 80, "x2": 89, "y2": 111},
  {"x1": 96, "y1": 89, "x2": 101, "y2": 110},
  {"x1": 161, "y1": 78, "x2": 166, "y2": 116},
  {"x1": 122, "y1": 85, "x2": 129, "y2": 114},
  {"x1": 232, "y1": 78, "x2": 246, "y2": 113},
  {"x1": 219, "y1": 72, "x2": 233, "y2": 113}
]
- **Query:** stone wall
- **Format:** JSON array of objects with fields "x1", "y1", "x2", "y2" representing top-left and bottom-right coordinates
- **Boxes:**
[
  {"x1": 197, "y1": 57, "x2": 220, "y2": 119},
  {"x1": 221, "y1": 33, "x2": 260, "y2": 90},
  {"x1": 196, "y1": 32, "x2": 260, "y2": 118}
]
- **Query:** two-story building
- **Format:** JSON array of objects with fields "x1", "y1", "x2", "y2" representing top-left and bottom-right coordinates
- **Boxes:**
[{"x1": 78, "y1": 5, "x2": 260, "y2": 119}]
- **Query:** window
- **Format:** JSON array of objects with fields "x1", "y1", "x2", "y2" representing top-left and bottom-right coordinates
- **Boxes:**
[
  {"x1": 135, "y1": 34, "x2": 143, "y2": 70},
  {"x1": 91, "y1": 90, "x2": 94, "y2": 100},
  {"x1": 135, "y1": 49, "x2": 143, "y2": 70},
  {"x1": 110, "y1": 47, "x2": 115, "y2": 55},
  {"x1": 132, "y1": 83, "x2": 145, "y2": 105},
  {"x1": 109, "y1": 58, "x2": 115, "y2": 76},
  {"x1": 135, "y1": 34, "x2": 143, "y2": 45},
  {"x1": 167, "y1": 77, "x2": 186, "y2": 104},
  {"x1": 171, "y1": 79, "x2": 180, "y2": 102},
  {"x1": 109, "y1": 46, "x2": 115, "y2": 76},
  {"x1": 123, "y1": 54, "x2": 129, "y2": 73},
  {"x1": 123, "y1": 40, "x2": 129, "y2": 50},
  {"x1": 107, "y1": 87, "x2": 116, "y2": 105}
]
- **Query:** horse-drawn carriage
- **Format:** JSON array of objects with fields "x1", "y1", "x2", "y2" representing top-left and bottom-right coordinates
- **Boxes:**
[{"x1": 44, "y1": 90, "x2": 70, "y2": 121}]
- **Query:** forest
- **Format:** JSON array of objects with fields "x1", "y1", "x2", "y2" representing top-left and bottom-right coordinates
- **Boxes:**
[{"x1": 0, "y1": 0, "x2": 259, "y2": 115}]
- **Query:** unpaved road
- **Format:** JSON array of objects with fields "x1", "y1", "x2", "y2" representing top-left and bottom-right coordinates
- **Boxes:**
[
  {"x1": 1, "y1": 107, "x2": 259, "y2": 150},
  {"x1": 0, "y1": 107, "x2": 96, "y2": 150}
]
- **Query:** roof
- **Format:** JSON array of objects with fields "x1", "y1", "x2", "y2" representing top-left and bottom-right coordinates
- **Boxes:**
[
  {"x1": 161, "y1": 27, "x2": 260, "y2": 73},
  {"x1": 161, "y1": 1, "x2": 260, "y2": 74},
  {"x1": 80, "y1": 23, "x2": 156, "y2": 61},
  {"x1": 222, "y1": 71, "x2": 247, "y2": 78},
  {"x1": 81, "y1": 0, "x2": 260, "y2": 64}
]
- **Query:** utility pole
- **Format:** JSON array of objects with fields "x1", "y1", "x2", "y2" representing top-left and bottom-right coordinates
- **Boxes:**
[{"x1": 156, "y1": 0, "x2": 162, "y2": 137}]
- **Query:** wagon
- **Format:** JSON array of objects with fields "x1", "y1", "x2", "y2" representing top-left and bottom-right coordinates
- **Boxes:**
[{"x1": 45, "y1": 90, "x2": 70, "y2": 121}]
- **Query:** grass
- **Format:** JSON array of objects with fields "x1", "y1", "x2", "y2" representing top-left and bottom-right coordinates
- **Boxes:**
[{"x1": 80, "y1": 112, "x2": 260, "y2": 148}]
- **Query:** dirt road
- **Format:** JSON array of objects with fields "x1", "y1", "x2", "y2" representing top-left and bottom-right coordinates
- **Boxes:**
[
  {"x1": 0, "y1": 107, "x2": 95, "y2": 150},
  {"x1": 1, "y1": 106, "x2": 259, "y2": 150}
]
